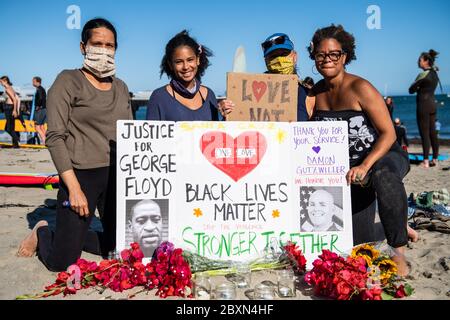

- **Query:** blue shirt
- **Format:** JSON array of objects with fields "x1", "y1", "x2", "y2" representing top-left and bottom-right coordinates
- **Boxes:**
[
  {"x1": 146, "y1": 86, "x2": 219, "y2": 121},
  {"x1": 297, "y1": 84, "x2": 309, "y2": 121}
]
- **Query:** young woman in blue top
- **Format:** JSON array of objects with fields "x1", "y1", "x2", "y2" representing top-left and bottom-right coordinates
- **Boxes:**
[{"x1": 146, "y1": 30, "x2": 219, "y2": 121}]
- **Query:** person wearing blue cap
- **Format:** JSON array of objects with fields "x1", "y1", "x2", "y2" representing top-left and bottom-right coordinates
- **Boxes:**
[{"x1": 219, "y1": 33, "x2": 313, "y2": 121}]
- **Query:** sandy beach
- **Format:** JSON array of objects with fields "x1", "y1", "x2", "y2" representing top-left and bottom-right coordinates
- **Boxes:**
[{"x1": 0, "y1": 144, "x2": 449, "y2": 300}]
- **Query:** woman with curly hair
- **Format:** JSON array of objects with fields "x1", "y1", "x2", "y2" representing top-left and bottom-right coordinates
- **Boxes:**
[
  {"x1": 308, "y1": 24, "x2": 417, "y2": 276},
  {"x1": 409, "y1": 49, "x2": 441, "y2": 168},
  {"x1": 146, "y1": 30, "x2": 219, "y2": 121}
]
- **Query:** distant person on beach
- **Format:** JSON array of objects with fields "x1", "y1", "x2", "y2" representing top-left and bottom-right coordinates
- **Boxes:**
[
  {"x1": 128, "y1": 200, "x2": 163, "y2": 258},
  {"x1": 17, "y1": 18, "x2": 133, "y2": 272},
  {"x1": 32, "y1": 76, "x2": 47, "y2": 145},
  {"x1": 0, "y1": 76, "x2": 21, "y2": 148},
  {"x1": 409, "y1": 49, "x2": 441, "y2": 168},
  {"x1": 385, "y1": 96, "x2": 394, "y2": 121},
  {"x1": 394, "y1": 118, "x2": 409, "y2": 149},
  {"x1": 218, "y1": 32, "x2": 314, "y2": 120},
  {"x1": 303, "y1": 76, "x2": 315, "y2": 92},
  {"x1": 435, "y1": 119, "x2": 441, "y2": 137},
  {"x1": 308, "y1": 24, "x2": 417, "y2": 276},
  {"x1": 146, "y1": 30, "x2": 219, "y2": 121}
]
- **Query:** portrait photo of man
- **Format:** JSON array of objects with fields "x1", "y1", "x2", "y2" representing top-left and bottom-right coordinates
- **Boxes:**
[
  {"x1": 300, "y1": 187, "x2": 344, "y2": 232},
  {"x1": 125, "y1": 199, "x2": 169, "y2": 258}
]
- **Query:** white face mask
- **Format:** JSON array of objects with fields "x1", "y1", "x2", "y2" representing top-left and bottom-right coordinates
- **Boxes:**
[{"x1": 83, "y1": 45, "x2": 116, "y2": 78}]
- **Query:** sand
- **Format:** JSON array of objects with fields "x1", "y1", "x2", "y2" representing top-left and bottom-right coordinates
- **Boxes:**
[{"x1": 0, "y1": 144, "x2": 449, "y2": 300}]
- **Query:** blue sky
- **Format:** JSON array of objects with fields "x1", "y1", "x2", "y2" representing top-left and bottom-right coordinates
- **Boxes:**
[{"x1": 1, "y1": 0, "x2": 449, "y2": 96}]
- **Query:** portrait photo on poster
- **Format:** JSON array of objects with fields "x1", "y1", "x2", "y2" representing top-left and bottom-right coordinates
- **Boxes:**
[
  {"x1": 300, "y1": 186, "x2": 344, "y2": 232},
  {"x1": 125, "y1": 199, "x2": 169, "y2": 258}
]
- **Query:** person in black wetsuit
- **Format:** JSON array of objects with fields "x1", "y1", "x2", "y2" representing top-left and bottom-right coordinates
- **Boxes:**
[
  {"x1": 394, "y1": 118, "x2": 409, "y2": 150},
  {"x1": 385, "y1": 96, "x2": 394, "y2": 121},
  {"x1": 307, "y1": 24, "x2": 417, "y2": 276},
  {"x1": 409, "y1": 49, "x2": 440, "y2": 168}
]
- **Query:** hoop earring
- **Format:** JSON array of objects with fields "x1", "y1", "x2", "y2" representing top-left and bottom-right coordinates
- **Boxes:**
[{"x1": 311, "y1": 64, "x2": 319, "y2": 75}]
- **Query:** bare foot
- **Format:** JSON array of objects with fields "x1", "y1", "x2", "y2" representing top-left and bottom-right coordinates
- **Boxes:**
[
  {"x1": 392, "y1": 247, "x2": 409, "y2": 277},
  {"x1": 17, "y1": 220, "x2": 48, "y2": 257},
  {"x1": 419, "y1": 161, "x2": 429, "y2": 168},
  {"x1": 407, "y1": 225, "x2": 419, "y2": 242}
]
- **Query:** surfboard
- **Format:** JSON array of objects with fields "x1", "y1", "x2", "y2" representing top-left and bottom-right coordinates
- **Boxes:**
[
  {"x1": 0, "y1": 119, "x2": 47, "y2": 132},
  {"x1": 0, "y1": 142, "x2": 47, "y2": 149},
  {"x1": 408, "y1": 153, "x2": 449, "y2": 162},
  {"x1": 0, "y1": 172, "x2": 59, "y2": 186}
]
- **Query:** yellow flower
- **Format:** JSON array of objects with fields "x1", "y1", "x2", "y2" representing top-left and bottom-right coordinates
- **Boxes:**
[
  {"x1": 376, "y1": 258, "x2": 398, "y2": 284},
  {"x1": 351, "y1": 244, "x2": 380, "y2": 266}
]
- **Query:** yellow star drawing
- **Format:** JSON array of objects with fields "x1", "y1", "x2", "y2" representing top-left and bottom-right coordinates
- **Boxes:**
[
  {"x1": 193, "y1": 208, "x2": 203, "y2": 218},
  {"x1": 276, "y1": 129, "x2": 286, "y2": 144},
  {"x1": 272, "y1": 209, "x2": 280, "y2": 218}
]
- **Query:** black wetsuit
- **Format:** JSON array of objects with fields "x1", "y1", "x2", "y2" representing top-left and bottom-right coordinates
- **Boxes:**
[{"x1": 409, "y1": 68, "x2": 440, "y2": 160}]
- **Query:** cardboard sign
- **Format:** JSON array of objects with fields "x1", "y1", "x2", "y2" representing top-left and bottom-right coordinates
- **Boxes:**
[
  {"x1": 225, "y1": 72, "x2": 298, "y2": 122},
  {"x1": 117, "y1": 121, "x2": 353, "y2": 267}
]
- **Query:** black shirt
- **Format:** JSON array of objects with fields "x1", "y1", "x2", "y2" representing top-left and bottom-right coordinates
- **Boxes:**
[{"x1": 35, "y1": 85, "x2": 46, "y2": 109}]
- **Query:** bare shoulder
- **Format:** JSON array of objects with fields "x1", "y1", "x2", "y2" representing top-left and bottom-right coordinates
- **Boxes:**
[{"x1": 348, "y1": 74, "x2": 377, "y2": 95}]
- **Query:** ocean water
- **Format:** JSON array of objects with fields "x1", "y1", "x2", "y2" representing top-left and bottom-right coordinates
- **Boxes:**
[
  {"x1": 135, "y1": 94, "x2": 450, "y2": 139},
  {"x1": 1, "y1": 94, "x2": 449, "y2": 141}
]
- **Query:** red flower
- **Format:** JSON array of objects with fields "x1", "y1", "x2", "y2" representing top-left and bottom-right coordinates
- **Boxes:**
[{"x1": 395, "y1": 285, "x2": 407, "y2": 298}]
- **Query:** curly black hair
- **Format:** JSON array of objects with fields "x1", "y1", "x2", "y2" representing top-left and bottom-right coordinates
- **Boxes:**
[
  {"x1": 307, "y1": 24, "x2": 356, "y2": 66},
  {"x1": 160, "y1": 30, "x2": 213, "y2": 81}
]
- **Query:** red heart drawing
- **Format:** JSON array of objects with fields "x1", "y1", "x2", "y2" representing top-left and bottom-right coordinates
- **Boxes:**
[
  {"x1": 200, "y1": 131, "x2": 267, "y2": 182},
  {"x1": 252, "y1": 81, "x2": 267, "y2": 102}
]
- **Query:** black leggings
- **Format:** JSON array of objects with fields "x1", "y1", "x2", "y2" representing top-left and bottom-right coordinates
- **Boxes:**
[
  {"x1": 37, "y1": 167, "x2": 116, "y2": 272},
  {"x1": 351, "y1": 146, "x2": 410, "y2": 248},
  {"x1": 4, "y1": 105, "x2": 20, "y2": 146},
  {"x1": 417, "y1": 100, "x2": 439, "y2": 160}
]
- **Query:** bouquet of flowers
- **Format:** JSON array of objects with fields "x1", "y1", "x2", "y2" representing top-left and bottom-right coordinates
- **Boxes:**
[
  {"x1": 282, "y1": 241, "x2": 307, "y2": 274},
  {"x1": 17, "y1": 242, "x2": 193, "y2": 299},
  {"x1": 304, "y1": 243, "x2": 414, "y2": 300},
  {"x1": 145, "y1": 242, "x2": 193, "y2": 298}
]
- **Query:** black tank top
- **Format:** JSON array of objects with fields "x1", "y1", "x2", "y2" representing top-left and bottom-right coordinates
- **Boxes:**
[{"x1": 311, "y1": 110, "x2": 378, "y2": 167}]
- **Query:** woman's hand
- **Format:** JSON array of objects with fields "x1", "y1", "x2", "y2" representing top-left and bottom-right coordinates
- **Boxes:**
[
  {"x1": 218, "y1": 99, "x2": 235, "y2": 117},
  {"x1": 69, "y1": 187, "x2": 90, "y2": 217},
  {"x1": 346, "y1": 164, "x2": 370, "y2": 185},
  {"x1": 60, "y1": 170, "x2": 90, "y2": 217},
  {"x1": 12, "y1": 110, "x2": 18, "y2": 118}
]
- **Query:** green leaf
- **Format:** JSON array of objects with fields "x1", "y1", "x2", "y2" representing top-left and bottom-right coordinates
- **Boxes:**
[
  {"x1": 404, "y1": 284, "x2": 414, "y2": 296},
  {"x1": 381, "y1": 292, "x2": 394, "y2": 300},
  {"x1": 15, "y1": 295, "x2": 33, "y2": 300}
]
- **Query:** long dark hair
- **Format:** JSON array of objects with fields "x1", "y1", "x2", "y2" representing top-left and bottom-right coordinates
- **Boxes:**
[
  {"x1": 0, "y1": 76, "x2": 12, "y2": 86},
  {"x1": 308, "y1": 24, "x2": 356, "y2": 66},
  {"x1": 420, "y1": 49, "x2": 439, "y2": 68},
  {"x1": 160, "y1": 30, "x2": 213, "y2": 80},
  {"x1": 81, "y1": 18, "x2": 118, "y2": 49}
]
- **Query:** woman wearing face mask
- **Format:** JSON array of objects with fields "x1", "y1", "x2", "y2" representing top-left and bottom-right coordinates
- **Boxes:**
[
  {"x1": 308, "y1": 24, "x2": 417, "y2": 276},
  {"x1": 219, "y1": 33, "x2": 314, "y2": 120},
  {"x1": 17, "y1": 18, "x2": 133, "y2": 272},
  {"x1": 146, "y1": 30, "x2": 219, "y2": 121}
]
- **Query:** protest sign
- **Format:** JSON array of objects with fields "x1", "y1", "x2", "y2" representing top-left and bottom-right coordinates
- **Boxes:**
[{"x1": 226, "y1": 73, "x2": 298, "y2": 122}]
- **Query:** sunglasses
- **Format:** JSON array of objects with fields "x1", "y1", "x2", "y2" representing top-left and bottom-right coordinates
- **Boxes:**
[
  {"x1": 314, "y1": 50, "x2": 346, "y2": 62},
  {"x1": 261, "y1": 35, "x2": 288, "y2": 51}
]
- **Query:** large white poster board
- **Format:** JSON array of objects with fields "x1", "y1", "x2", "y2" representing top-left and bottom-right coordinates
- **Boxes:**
[
  {"x1": 116, "y1": 121, "x2": 176, "y2": 260},
  {"x1": 117, "y1": 121, "x2": 352, "y2": 267}
]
